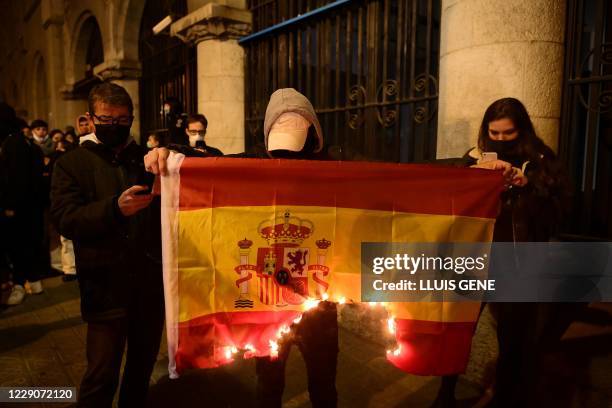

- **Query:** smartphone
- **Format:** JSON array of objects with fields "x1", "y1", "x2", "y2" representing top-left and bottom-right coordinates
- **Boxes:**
[
  {"x1": 135, "y1": 171, "x2": 155, "y2": 195},
  {"x1": 481, "y1": 152, "x2": 498, "y2": 163}
]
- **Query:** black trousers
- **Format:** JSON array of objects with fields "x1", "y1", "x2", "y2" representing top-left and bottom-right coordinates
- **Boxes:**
[
  {"x1": 492, "y1": 302, "x2": 581, "y2": 408},
  {"x1": 255, "y1": 301, "x2": 339, "y2": 408},
  {"x1": 77, "y1": 267, "x2": 165, "y2": 408},
  {"x1": 5, "y1": 207, "x2": 46, "y2": 285}
]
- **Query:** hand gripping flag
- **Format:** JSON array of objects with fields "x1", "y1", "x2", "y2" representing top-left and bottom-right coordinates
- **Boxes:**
[{"x1": 161, "y1": 154, "x2": 503, "y2": 378}]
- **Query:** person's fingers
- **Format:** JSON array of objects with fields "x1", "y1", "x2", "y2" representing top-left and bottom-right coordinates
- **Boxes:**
[
  {"x1": 145, "y1": 149, "x2": 160, "y2": 174},
  {"x1": 151, "y1": 176, "x2": 161, "y2": 196},
  {"x1": 124, "y1": 185, "x2": 149, "y2": 196},
  {"x1": 158, "y1": 148, "x2": 170, "y2": 176},
  {"x1": 127, "y1": 195, "x2": 153, "y2": 204}
]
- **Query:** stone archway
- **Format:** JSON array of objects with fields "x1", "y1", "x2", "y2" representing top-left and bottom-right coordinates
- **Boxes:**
[
  {"x1": 32, "y1": 54, "x2": 49, "y2": 121},
  {"x1": 72, "y1": 14, "x2": 104, "y2": 95}
]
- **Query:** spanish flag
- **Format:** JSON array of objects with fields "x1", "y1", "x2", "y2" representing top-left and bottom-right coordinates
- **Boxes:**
[{"x1": 160, "y1": 154, "x2": 503, "y2": 378}]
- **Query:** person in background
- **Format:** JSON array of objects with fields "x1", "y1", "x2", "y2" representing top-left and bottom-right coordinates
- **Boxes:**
[
  {"x1": 0, "y1": 104, "x2": 21, "y2": 295},
  {"x1": 0, "y1": 115, "x2": 47, "y2": 305},
  {"x1": 161, "y1": 97, "x2": 188, "y2": 146},
  {"x1": 184, "y1": 114, "x2": 223, "y2": 156},
  {"x1": 64, "y1": 127, "x2": 77, "y2": 146},
  {"x1": 50, "y1": 129, "x2": 64, "y2": 146},
  {"x1": 76, "y1": 114, "x2": 92, "y2": 139},
  {"x1": 49, "y1": 138, "x2": 77, "y2": 283},
  {"x1": 64, "y1": 133, "x2": 76, "y2": 146},
  {"x1": 146, "y1": 133, "x2": 161, "y2": 150},
  {"x1": 31, "y1": 119, "x2": 54, "y2": 156}
]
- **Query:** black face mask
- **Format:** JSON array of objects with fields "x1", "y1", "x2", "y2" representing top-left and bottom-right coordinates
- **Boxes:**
[
  {"x1": 95, "y1": 124, "x2": 130, "y2": 148},
  {"x1": 486, "y1": 138, "x2": 520, "y2": 156}
]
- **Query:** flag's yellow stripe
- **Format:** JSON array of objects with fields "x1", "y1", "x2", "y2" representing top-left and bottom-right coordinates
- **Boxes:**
[{"x1": 177, "y1": 205, "x2": 494, "y2": 323}]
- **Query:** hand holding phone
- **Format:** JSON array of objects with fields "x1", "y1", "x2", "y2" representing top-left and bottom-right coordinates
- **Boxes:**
[{"x1": 481, "y1": 152, "x2": 498, "y2": 163}]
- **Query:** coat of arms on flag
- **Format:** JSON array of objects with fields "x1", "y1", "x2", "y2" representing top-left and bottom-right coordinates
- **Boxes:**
[{"x1": 234, "y1": 211, "x2": 332, "y2": 308}]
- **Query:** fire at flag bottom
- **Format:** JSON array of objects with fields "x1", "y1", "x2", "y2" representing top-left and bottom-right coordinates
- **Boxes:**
[{"x1": 160, "y1": 154, "x2": 503, "y2": 378}]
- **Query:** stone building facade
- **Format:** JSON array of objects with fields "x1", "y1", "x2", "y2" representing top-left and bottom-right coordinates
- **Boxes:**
[
  {"x1": 0, "y1": 0, "x2": 251, "y2": 153},
  {"x1": 0, "y1": 0, "x2": 572, "y2": 155}
]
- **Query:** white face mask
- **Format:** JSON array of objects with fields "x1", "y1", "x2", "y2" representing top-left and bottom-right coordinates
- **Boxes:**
[
  {"x1": 33, "y1": 134, "x2": 48, "y2": 144},
  {"x1": 188, "y1": 135, "x2": 204, "y2": 147}
]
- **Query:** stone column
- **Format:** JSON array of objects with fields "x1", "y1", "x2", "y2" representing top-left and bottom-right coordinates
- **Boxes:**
[
  {"x1": 171, "y1": 2, "x2": 251, "y2": 154},
  {"x1": 58, "y1": 87, "x2": 88, "y2": 128},
  {"x1": 436, "y1": 0, "x2": 566, "y2": 158},
  {"x1": 41, "y1": 0, "x2": 65, "y2": 128},
  {"x1": 94, "y1": 59, "x2": 142, "y2": 143}
]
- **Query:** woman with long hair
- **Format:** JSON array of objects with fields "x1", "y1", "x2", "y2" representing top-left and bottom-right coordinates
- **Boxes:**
[
  {"x1": 435, "y1": 98, "x2": 571, "y2": 408},
  {"x1": 468, "y1": 97, "x2": 569, "y2": 242}
]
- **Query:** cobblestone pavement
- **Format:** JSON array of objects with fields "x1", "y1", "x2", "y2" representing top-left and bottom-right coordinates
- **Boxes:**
[{"x1": 1, "y1": 276, "x2": 611, "y2": 407}]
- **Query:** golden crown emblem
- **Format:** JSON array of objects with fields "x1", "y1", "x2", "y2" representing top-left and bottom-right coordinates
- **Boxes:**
[{"x1": 258, "y1": 210, "x2": 314, "y2": 247}]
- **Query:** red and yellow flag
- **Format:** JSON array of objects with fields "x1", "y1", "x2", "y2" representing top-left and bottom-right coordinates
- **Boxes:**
[{"x1": 160, "y1": 155, "x2": 502, "y2": 378}]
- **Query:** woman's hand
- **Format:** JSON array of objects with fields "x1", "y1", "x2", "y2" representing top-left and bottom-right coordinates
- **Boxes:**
[
  {"x1": 511, "y1": 167, "x2": 529, "y2": 187},
  {"x1": 470, "y1": 159, "x2": 516, "y2": 188}
]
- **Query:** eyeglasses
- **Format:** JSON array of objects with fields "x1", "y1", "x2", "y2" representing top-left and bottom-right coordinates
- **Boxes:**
[
  {"x1": 187, "y1": 129, "x2": 206, "y2": 136},
  {"x1": 92, "y1": 114, "x2": 134, "y2": 126}
]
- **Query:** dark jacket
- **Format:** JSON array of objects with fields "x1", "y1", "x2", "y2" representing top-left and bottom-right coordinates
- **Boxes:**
[
  {"x1": 50, "y1": 140, "x2": 161, "y2": 321},
  {"x1": 0, "y1": 134, "x2": 46, "y2": 211}
]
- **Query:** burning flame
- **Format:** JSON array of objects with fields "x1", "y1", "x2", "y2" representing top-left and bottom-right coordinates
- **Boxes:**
[
  {"x1": 293, "y1": 315, "x2": 302, "y2": 324},
  {"x1": 269, "y1": 340, "x2": 279, "y2": 358},
  {"x1": 244, "y1": 344, "x2": 255, "y2": 352},
  {"x1": 277, "y1": 325, "x2": 291, "y2": 338},
  {"x1": 387, "y1": 345, "x2": 402, "y2": 357},
  {"x1": 338, "y1": 296, "x2": 346, "y2": 305},
  {"x1": 321, "y1": 293, "x2": 329, "y2": 301},
  {"x1": 224, "y1": 348, "x2": 232, "y2": 360},
  {"x1": 387, "y1": 317, "x2": 396, "y2": 335},
  {"x1": 303, "y1": 298, "x2": 320, "y2": 311}
]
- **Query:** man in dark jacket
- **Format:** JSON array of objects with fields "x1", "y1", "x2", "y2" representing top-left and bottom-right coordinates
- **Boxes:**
[
  {"x1": 0, "y1": 116, "x2": 47, "y2": 305},
  {"x1": 51, "y1": 82, "x2": 164, "y2": 407}
]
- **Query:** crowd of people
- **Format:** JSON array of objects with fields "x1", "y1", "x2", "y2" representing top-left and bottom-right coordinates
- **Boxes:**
[
  {"x1": 0, "y1": 109, "x2": 89, "y2": 305},
  {"x1": 0, "y1": 81, "x2": 574, "y2": 408}
]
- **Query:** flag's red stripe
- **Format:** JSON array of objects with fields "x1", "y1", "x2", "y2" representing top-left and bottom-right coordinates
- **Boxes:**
[
  {"x1": 175, "y1": 311, "x2": 299, "y2": 373},
  {"x1": 178, "y1": 158, "x2": 503, "y2": 219},
  {"x1": 388, "y1": 318, "x2": 476, "y2": 376},
  {"x1": 175, "y1": 311, "x2": 475, "y2": 375}
]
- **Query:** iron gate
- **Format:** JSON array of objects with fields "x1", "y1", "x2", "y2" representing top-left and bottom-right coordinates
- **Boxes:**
[
  {"x1": 139, "y1": 0, "x2": 197, "y2": 141},
  {"x1": 560, "y1": 0, "x2": 612, "y2": 239},
  {"x1": 242, "y1": 0, "x2": 441, "y2": 162}
]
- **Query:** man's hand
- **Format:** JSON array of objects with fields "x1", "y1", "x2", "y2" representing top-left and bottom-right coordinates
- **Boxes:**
[
  {"x1": 4, "y1": 209, "x2": 15, "y2": 217},
  {"x1": 470, "y1": 159, "x2": 517, "y2": 188},
  {"x1": 117, "y1": 185, "x2": 153, "y2": 217},
  {"x1": 144, "y1": 147, "x2": 170, "y2": 176}
]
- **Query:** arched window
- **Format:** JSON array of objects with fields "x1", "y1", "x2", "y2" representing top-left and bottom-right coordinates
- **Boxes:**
[
  {"x1": 33, "y1": 56, "x2": 49, "y2": 120},
  {"x1": 73, "y1": 16, "x2": 104, "y2": 97}
]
